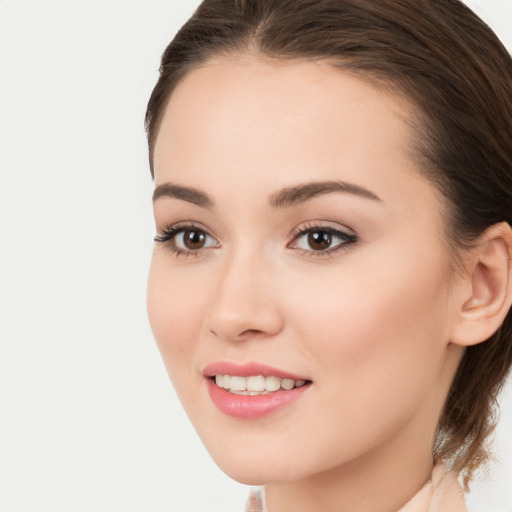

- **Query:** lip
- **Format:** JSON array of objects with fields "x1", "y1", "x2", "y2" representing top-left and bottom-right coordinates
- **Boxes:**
[
  {"x1": 203, "y1": 361, "x2": 310, "y2": 381},
  {"x1": 203, "y1": 361, "x2": 312, "y2": 419}
]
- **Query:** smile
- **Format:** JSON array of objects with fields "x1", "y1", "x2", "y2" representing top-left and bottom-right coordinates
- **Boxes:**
[
  {"x1": 203, "y1": 362, "x2": 312, "y2": 418},
  {"x1": 214, "y1": 374, "x2": 307, "y2": 395}
]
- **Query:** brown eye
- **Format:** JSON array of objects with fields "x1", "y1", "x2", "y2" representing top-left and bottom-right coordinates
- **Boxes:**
[
  {"x1": 290, "y1": 225, "x2": 357, "y2": 255},
  {"x1": 182, "y1": 229, "x2": 207, "y2": 250},
  {"x1": 307, "y1": 231, "x2": 332, "y2": 251},
  {"x1": 154, "y1": 225, "x2": 218, "y2": 254}
]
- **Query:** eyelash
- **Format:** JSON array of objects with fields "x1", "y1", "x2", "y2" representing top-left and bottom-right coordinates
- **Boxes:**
[
  {"x1": 154, "y1": 223, "x2": 218, "y2": 257},
  {"x1": 288, "y1": 222, "x2": 358, "y2": 257},
  {"x1": 154, "y1": 222, "x2": 358, "y2": 257}
]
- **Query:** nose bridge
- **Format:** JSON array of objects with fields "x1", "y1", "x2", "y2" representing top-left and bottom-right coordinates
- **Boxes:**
[{"x1": 207, "y1": 244, "x2": 282, "y2": 341}]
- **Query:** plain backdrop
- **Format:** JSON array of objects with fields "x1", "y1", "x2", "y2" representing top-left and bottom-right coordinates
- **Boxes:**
[{"x1": 0, "y1": 1, "x2": 511, "y2": 511}]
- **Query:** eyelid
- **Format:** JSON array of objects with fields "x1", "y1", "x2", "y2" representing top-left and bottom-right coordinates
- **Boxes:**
[
  {"x1": 154, "y1": 220, "x2": 357, "y2": 257},
  {"x1": 287, "y1": 221, "x2": 358, "y2": 256},
  {"x1": 154, "y1": 221, "x2": 220, "y2": 256},
  {"x1": 288, "y1": 220, "x2": 356, "y2": 240}
]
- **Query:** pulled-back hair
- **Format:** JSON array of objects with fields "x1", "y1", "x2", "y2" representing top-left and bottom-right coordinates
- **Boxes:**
[{"x1": 145, "y1": 0, "x2": 512, "y2": 483}]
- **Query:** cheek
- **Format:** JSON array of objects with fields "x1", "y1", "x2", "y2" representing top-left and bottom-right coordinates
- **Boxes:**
[
  {"x1": 146, "y1": 253, "x2": 208, "y2": 385},
  {"x1": 284, "y1": 246, "x2": 451, "y2": 394},
  {"x1": 267, "y1": 249, "x2": 452, "y2": 467}
]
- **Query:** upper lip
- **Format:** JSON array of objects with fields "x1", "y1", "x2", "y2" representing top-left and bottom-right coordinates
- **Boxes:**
[{"x1": 203, "y1": 361, "x2": 311, "y2": 381}]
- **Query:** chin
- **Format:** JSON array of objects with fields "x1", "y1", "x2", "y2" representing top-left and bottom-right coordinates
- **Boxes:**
[
  {"x1": 219, "y1": 466, "x2": 273, "y2": 486},
  {"x1": 199, "y1": 434, "x2": 320, "y2": 486},
  {"x1": 213, "y1": 456, "x2": 301, "y2": 486}
]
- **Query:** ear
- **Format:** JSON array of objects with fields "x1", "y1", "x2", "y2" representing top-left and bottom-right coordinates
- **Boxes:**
[{"x1": 450, "y1": 222, "x2": 512, "y2": 347}]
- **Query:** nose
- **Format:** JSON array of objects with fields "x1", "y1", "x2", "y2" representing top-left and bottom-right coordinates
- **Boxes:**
[{"x1": 207, "y1": 250, "x2": 284, "y2": 343}]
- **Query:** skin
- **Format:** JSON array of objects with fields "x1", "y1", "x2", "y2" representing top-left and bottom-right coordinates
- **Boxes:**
[{"x1": 147, "y1": 57, "x2": 508, "y2": 512}]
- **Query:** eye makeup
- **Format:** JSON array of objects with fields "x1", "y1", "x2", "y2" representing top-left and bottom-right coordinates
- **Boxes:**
[
  {"x1": 154, "y1": 222, "x2": 219, "y2": 257},
  {"x1": 154, "y1": 219, "x2": 358, "y2": 259},
  {"x1": 288, "y1": 222, "x2": 358, "y2": 257}
]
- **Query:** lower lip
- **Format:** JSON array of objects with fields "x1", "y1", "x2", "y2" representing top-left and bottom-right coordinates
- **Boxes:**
[{"x1": 206, "y1": 378, "x2": 310, "y2": 419}]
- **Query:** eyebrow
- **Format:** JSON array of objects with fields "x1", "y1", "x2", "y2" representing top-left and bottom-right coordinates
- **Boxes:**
[
  {"x1": 152, "y1": 179, "x2": 382, "y2": 209},
  {"x1": 152, "y1": 182, "x2": 213, "y2": 208},
  {"x1": 269, "y1": 180, "x2": 382, "y2": 208}
]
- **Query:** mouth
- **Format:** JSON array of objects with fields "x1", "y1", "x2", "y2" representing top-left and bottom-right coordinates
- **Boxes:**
[
  {"x1": 203, "y1": 362, "x2": 312, "y2": 418},
  {"x1": 210, "y1": 374, "x2": 309, "y2": 395}
]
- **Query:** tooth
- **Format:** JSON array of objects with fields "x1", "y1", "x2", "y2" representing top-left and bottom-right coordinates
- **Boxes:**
[
  {"x1": 281, "y1": 378, "x2": 294, "y2": 390},
  {"x1": 230, "y1": 376, "x2": 247, "y2": 391},
  {"x1": 247, "y1": 375, "x2": 266, "y2": 392},
  {"x1": 216, "y1": 374, "x2": 307, "y2": 393},
  {"x1": 266, "y1": 376, "x2": 281, "y2": 392}
]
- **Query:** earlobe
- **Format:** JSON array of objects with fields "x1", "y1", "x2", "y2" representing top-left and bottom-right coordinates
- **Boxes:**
[{"x1": 451, "y1": 222, "x2": 512, "y2": 347}]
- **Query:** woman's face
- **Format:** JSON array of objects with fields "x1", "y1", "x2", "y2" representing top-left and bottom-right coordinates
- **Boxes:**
[{"x1": 148, "y1": 57, "x2": 464, "y2": 484}]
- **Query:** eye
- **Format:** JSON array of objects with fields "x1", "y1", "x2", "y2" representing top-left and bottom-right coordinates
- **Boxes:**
[
  {"x1": 175, "y1": 229, "x2": 212, "y2": 250},
  {"x1": 154, "y1": 224, "x2": 219, "y2": 255},
  {"x1": 289, "y1": 224, "x2": 357, "y2": 255}
]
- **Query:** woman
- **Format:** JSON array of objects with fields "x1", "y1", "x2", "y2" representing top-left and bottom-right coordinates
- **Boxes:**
[{"x1": 145, "y1": 1, "x2": 512, "y2": 510}]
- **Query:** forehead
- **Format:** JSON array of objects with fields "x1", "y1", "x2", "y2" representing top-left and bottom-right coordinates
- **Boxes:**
[
  {"x1": 153, "y1": 56, "x2": 439, "y2": 218},
  {"x1": 156, "y1": 56, "x2": 411, "y2": 142}
]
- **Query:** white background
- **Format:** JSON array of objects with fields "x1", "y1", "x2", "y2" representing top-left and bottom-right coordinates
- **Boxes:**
[{"x1": 0, "y1": 1, "x2": 511, "y2": 511}]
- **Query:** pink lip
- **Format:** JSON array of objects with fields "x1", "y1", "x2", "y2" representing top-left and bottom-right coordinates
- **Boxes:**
[
  {"x1": 203, "y1": 361, "x2": 309, "y2": 381},
  {"x1": 203, "y1": 361, "x2": 312, "y2": 419}
]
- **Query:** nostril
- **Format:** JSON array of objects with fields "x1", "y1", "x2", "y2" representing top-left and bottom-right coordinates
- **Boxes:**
[
  {"x1": 209, "y1": 327, "x2": 265, "y2": 341},
  {"x1": 207, "y1": 297, "x2": 284, "y2": 342},
  {"x1": 239, "y1": 329, "x2": 263, "y2": 337}
]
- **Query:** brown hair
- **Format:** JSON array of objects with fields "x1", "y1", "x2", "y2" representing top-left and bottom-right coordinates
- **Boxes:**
[{"x1": 145, "y1": 0, "x2": 512, "y2": 483}]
